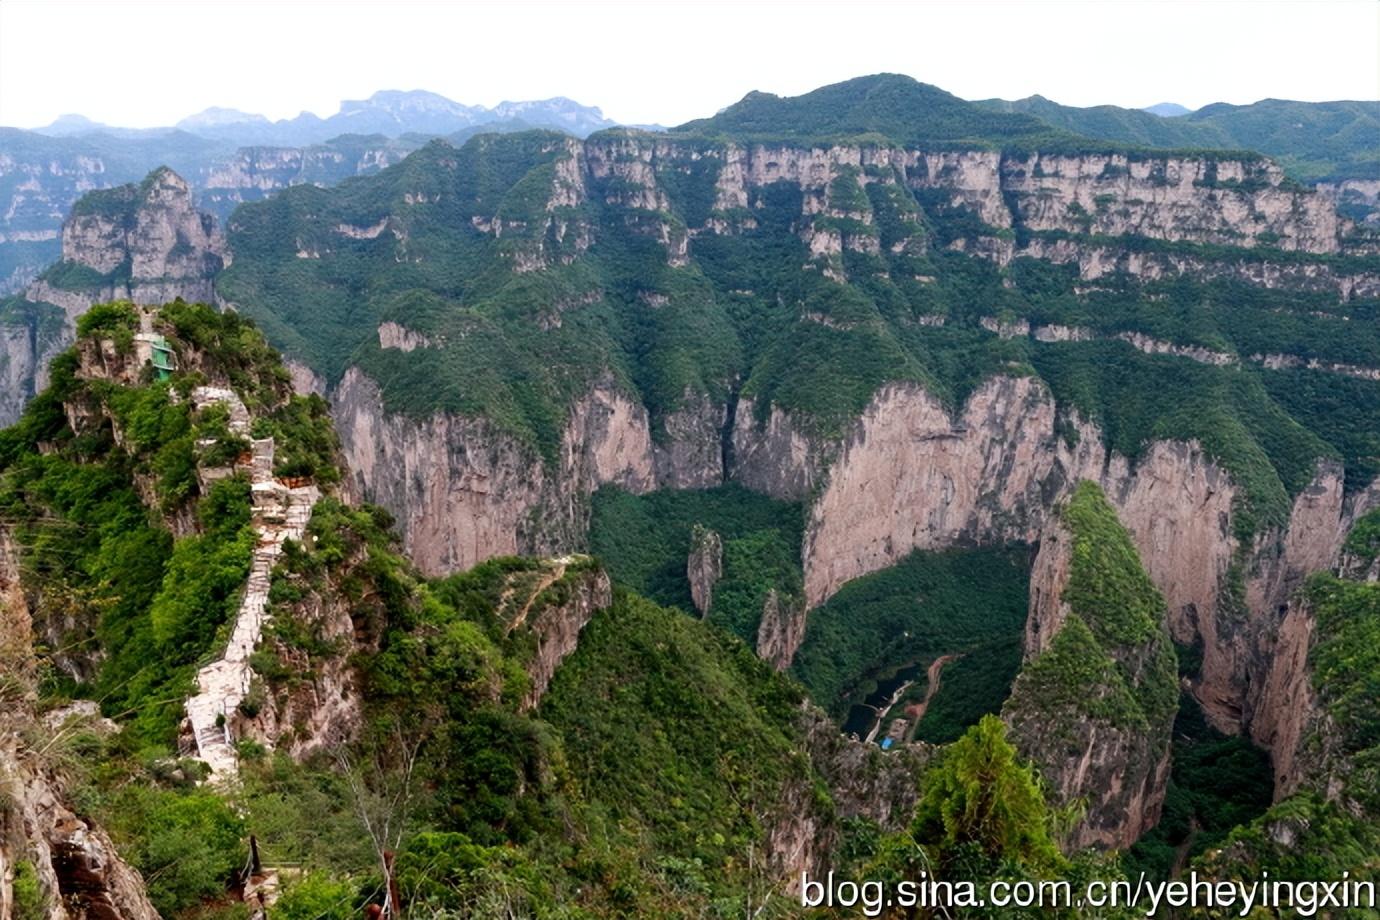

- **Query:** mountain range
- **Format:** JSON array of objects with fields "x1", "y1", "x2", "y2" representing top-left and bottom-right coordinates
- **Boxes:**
[
  {"x1": 1, "y1": 72, "x2": 1380, "y2": 917},
  {"x1": 2, "y1": 81, "x2": 1376, "y2": 297},
  {"x1": 35, "y1": 89, "x2": 635, "y2": 144}
]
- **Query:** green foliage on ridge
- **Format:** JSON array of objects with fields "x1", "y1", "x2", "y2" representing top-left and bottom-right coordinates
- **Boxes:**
[
  {"x1": 0, "y1": 301, "x2": 339, "y2": 743},
  {"x1": 540, "y1": 588, "x2": 812, "y2": 872},
  {"x1": 1004, "y1": 483, "x2": 1178, "y2": 735},
  {"x1": 979, "y1": 94, "x2": 1380, "y2": 182},
  {"x1": 673, "y1": 74, "x2": 1079, "y2": 150}
]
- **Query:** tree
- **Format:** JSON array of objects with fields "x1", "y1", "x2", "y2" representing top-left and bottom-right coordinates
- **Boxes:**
[
  {"x1": 864, "y1": 716, "x2": 1069, "y2": 918},
  {"x1": 911, "y1": 715, "x2": 1062, "y2": 872}
]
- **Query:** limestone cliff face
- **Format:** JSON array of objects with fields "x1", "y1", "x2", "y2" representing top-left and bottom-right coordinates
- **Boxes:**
[
  {"x1": 235, "y1": 555, "x2": 375, "y2": 763},
  {"x1": 755, "y1": 589, "x2": 807, "y2": 672},
  {"x1": 1320, "y1": 177, "x2": 1380, "y2": 227},
  {"x1": 572, "y1": 139, "x2": 1346, "y2": 279},
  {"x1": 800, "y1": 376, "x2": 1101, "y2": 608},
  {"x1": 1020, "y1": 235, "x2": 1380, "y2": 300},
  {"x1": 1248, "y1": 483, "x2": 1380, "y2": 799},
  {"x1": 197, "y1": 141, "x2": 411, "y2": 218},
  {"x1": 0, "y1": 734, "x2": 160, "y2": 920},
  {"x1": 999, "y1": 153, "x2": 1339, "y2": 252},
  {"x1": 765, "y1": 706, "x2": 929, "y2": 888},
  {"x1": 780, "y1": 373, "x2": 1361, "y2": 752},
  {"x1": 243, "y1": 554, "x2": 611, "y2": 752},
  {"x1": 333, "y1": 368, "x2": 721, "y2": 575},
  {"x1": 655, "y1": 392, "x2": 728, "y2": 489},
  {"x1": 690, "y1": 143, "x2": 1346, "y2": 254},
  {"x1": 0, "y1": 149, "x2": 108, "y2": 295},
  {"x1": 0, "y1": 168, "x2": 227, "y2": 427},
  {"x1": 1248, "y1": 596, "x2": 1320, "y2": 800},
  {"x1": 1011, "y1": 701, "x2": 1173, "y2": 852},
  {"x1": 1006, "y1": 488, "x2": 1178, "y2": 852},
  {"x1": 60, "y1": 168, "x2": 227, "y2": 300},
  {"x1": 1023, "y1": 524, "x2": 1073, "y2": 658},
  {"x1": 332, "y1": 367, "x2": 552, "y2": 575},
  {"x1": 0, "y1": 317, "x2": 64, "y2": 435},
  {"x1": 729, "y1": 396, "x2": 829, "y2": 501}
]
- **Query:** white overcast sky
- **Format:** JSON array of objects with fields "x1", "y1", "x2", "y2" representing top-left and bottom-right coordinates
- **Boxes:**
[{"x1": 1, "y1": 0, "x2": 1377, "y2": 129}]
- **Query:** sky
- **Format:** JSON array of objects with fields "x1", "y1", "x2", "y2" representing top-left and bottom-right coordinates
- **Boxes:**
[{"x1": 1, "y1": 0, "x2": 1377, "y2": 130}]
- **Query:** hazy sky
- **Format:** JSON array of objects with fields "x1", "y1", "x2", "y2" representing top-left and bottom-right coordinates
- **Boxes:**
[{"x1": 1, "y1": 0, "x2": 1377, "y2": 129}]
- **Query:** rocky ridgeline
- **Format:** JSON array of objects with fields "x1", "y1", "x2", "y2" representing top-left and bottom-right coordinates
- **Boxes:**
[
  {"x1": 1020, "y1": 320, "x2": 1380, "y2": 379},
  {"x1": 197, "y1": 141, "x2": 413, "y2": 218},
  {"x1": 0, "y1": 168, "x2": 227, "y2": 427},
  {"x1": 1005, "y1": 485, "x2": 1178, "y2": 850},
  {"x1": 179, "y1": 386, "x2": 320, "y2": 782},
  {"x1": 0, "y1": 137, "x2": 414, "y2": 297}
]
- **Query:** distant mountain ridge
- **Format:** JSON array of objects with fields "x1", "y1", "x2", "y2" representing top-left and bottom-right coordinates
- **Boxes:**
[
  {"x1": 0, "y1": 92, "x2": 653, "y2": 293},
  {"x1": 4, "y1": 78, "x2": 1375, "y2": 297},
  {"x1": 979, "y1": 94, "x2": 1380, "y2": 181},
  {"x1": 34, "y1": 89, "x2": 634, "y2": 146}
]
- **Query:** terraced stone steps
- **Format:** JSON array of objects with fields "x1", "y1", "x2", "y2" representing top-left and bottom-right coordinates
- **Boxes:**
[{"x1": 182, "y1": 387, "x2": 320, "y2": 782}]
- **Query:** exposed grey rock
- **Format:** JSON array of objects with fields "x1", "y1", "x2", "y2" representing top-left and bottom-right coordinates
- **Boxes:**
[{"x1": 686, "y1": 525, "x2": 723, "y2": 616}]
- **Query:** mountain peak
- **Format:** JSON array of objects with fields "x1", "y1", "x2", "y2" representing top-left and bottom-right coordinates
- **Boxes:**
[
  {"x1": 37, "y1": 113, "x2": 107, "y2": 135},
  {"x1": 1142, "y1": 102, "x2": 1193, "y2": 118},
  {"x1": 676, "y1": 73, "x2": 1062, "y2": 147},
  {"x1": 176, "y1": 106, "x2": 271, "y2": 131}
]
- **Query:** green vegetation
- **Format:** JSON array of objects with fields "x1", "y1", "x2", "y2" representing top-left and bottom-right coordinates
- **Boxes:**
[
  {"x1": 1008, "y1": 616, "x2": 1145, "y2": 729},
  {"x1": 0, "y1": 301, "x2": 337, "y2": 744},
  {"x1": 1345, "y1": 508, "x2": 1380, "y2": 564},
  {"x1": 858, "y1": 716, "x2": 1134, "y2": 919},
  {"x1": 541, "y1": 588, "x2": 810, "y2": 870},
  {"x1": 1125, "y1": 694, "x2": 1274, "y2": 882},
  {"x1": 1306, "y1": 573, "x2": 1380, "y2": 797},
  {"x1": 1005, "y1": 483, "x2": 1177, "y2": 736},
  {"x1": 102, "y1": 785, "x2": 247, "y2": 915},
  {"x1": 1061, "y1": 480, "x2": 1167, "y2": 646},
  {"x1": 907, "y1": 716, "x2": 1062, "y2": 872},
  {"x1": 1200, "y1": 793, "x2": 1380, "y2": 904},
  {"x1": 791, "y1": 547, "x2": 1030, "y2": 720},
  {"x1": 589, "y1": 484, "x2": 803, "y2": 642},
  {"x1": 11, "y1": 860, "x2": 46, "y2": 920},
  {"x1": 41, "y1": 258, "x2": 124, "y2": 291},
  {"x1": 213, "y1": 109, "x2": 1375, "y2": 525},
  {"x1": 235, "y1": 477, "x2": 837, "y2": 915},
  {"x1": 912, "y1": 636, "x2": 1024, "y2": 745},
  {"x1": 6, "y1": 302, "x2": 865, "y2": 916},
  {"x1": 979, "y1": 94, "x2": 1380, "y2": 182},
  {"x1": 1032, "y1": 343, "x2": 1330, "y2": 539},
  {"x1": 673, "y1": 74, "x2": 1078, "y2": 150}
]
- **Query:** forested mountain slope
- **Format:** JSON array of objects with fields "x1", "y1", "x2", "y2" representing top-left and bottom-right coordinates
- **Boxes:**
[
  {"x1": 0, "y1": 300, "x2": 941, "y2": 917},
  {"x1": 3, "y1": 72, "x2": 1380, "y2": 917}
]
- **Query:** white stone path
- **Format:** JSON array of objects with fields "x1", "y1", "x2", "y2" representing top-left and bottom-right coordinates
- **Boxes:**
[{"x1": 183, "y1": 386, "x2": 320, "y2": 782}]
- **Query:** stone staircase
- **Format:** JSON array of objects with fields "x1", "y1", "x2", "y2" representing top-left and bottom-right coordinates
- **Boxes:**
[{"x1": 183, "y1": 387, "x2": 320, "y2": 782}]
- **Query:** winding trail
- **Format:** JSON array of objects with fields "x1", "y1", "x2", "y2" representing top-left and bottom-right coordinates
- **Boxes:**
[
  {"x1": 905, "y1": 654, "x2": 960, "y2": 742},
  {"x1": 182, "y1": 386, "x2": 320, "y2": 783},
  {"x1": 503, "y1": 558, "x2": 571, "y2": 635}
]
